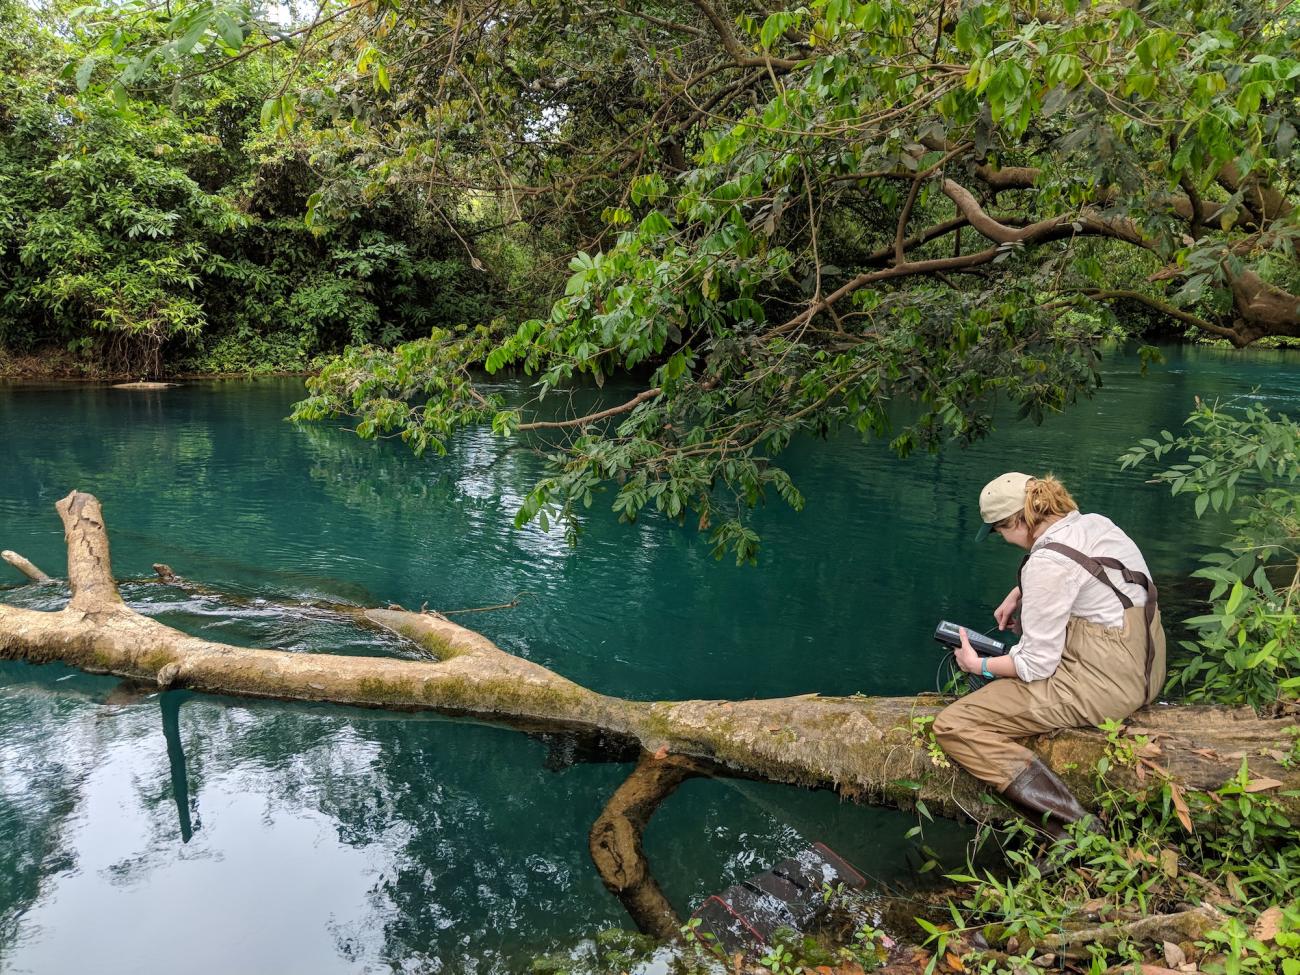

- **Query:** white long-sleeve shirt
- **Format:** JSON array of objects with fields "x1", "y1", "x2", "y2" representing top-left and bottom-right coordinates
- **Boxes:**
[{"x1": 1008, "y1": 511, "x2": 1153, "y2": 682}]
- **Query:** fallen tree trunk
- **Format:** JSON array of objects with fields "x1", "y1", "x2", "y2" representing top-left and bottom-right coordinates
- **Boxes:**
[{"x1": 3, "y1": 492, "x2": 1299, "y2": 825}]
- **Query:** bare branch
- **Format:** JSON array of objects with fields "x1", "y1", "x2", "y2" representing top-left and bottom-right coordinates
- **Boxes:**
[
  {"x1": 686, "y1": 0, "x2": 802, "y2": 70},
  {"x1": 516, "y1": 388, "x2": 662, "y2": 431},
  {"x1": 2, "y1": 551, "x2": 53, "y2": 584}
]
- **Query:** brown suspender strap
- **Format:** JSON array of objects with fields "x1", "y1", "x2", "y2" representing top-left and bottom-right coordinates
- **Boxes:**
[{"x1": 1021, "y1": 542, "x2": 1161, "y2": 702}]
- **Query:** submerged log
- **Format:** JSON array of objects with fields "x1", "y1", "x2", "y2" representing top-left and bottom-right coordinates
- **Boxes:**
[
  {"x1": 3, "y1": 492, "x2": 1300, "y2": 826},
  {"x1": 589, "y1": 752, "x2": 710, "y2": 939}
]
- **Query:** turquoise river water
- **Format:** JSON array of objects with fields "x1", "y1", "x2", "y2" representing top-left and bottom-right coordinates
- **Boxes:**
[{"x1": 2, "y1": 345, "x2": 1299, "y2": 973}]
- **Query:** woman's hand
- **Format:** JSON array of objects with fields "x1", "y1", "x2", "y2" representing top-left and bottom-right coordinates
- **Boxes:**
[
  {"x1": 955, "y1": 628, "x2": 980, "y2": 674},
  {"x1": 994, "y1": 586, "x2": 1022, "y2": 633}
]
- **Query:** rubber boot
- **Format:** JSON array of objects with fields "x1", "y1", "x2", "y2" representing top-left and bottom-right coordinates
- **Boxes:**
[{"x1": 1000, "y1": 757, "x2": 1103, "y2": 840}]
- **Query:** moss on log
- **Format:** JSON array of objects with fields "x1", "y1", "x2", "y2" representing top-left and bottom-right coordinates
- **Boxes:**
[{"x1": 3, "y1": 491, "x2": 1299, "y2": 825}]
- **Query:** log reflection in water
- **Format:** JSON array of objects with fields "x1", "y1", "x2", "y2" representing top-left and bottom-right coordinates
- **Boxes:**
[{"x1": 159, "y1": 691, "x2": 196, "y2": 843}]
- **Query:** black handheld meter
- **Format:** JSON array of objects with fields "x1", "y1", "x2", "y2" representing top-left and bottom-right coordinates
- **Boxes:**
[
  {"x1": 932, "y1": 621, "x2": 1010, "y2": 692},
  {"x1": 932, "y1": 621, "x2": 1010, "y2": 657}
]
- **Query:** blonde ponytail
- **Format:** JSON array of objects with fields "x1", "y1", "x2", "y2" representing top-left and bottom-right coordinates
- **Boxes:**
[{"x1": 1022, "y1": 474, "x2": 1077, "y2": 533}]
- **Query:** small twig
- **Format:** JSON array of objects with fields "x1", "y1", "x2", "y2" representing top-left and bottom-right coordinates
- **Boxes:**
[
  {"x1": 517, "y1": 389, "x2": 661, "y2": 431},
  {"x1": 433, "y1": 592, "x2": 535, "y2": 615}
]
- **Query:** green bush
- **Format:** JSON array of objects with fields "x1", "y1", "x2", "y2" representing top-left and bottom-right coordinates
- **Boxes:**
[{"x1": 1122, "y1": 401, "x2": 1300, "y2": 709}]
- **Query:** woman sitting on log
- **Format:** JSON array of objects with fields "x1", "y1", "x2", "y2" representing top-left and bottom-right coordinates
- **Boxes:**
[{"x1": 933, "y1": 472, "x2": 1166, "y2": 836}]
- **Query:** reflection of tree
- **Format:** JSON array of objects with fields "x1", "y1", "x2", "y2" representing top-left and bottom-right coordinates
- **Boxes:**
[
  {"x1": 160, "y1": 692, "x2": 196, "y2": 843},
  {"x1": 0, "y1": 669, "x2": 117, "y2": 945},
  {"x1": 2, "y1": 652, "x2": 979, "y2": 973},
  {"x1": 139, "y1": 695, "x2": 633, "y2": 970}
]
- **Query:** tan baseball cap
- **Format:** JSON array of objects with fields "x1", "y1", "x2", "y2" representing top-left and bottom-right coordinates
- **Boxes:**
[{"x1": 975, "y1": 472, "x2": 1033, "y2": 541}]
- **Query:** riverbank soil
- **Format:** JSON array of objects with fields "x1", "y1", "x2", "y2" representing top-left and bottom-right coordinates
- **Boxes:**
[{"x1": 0, "y1": 345, "x2": 114, "y2": 380}]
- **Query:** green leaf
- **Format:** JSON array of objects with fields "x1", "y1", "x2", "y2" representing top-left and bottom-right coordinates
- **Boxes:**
[
  {"x1": 75, "y1": 56, "x2": 96, "y2": 92},
  {"x1": 213, "y1": 11, "x2": 242, "y2": 50},
  {"x1": 260, "y1": 96, "x2": 280, "y2": 129},
  {"x1": 176, "y1": 14, "x2": 211, "y2": 55}
]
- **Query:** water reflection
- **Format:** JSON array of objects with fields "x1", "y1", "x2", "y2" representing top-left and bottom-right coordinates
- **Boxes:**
[
  {"x1": 160, "y1": 692, "x2": 196, "y2": 843},
  {"x1": 0, "y1": 655, "x2": 973, "y2": 974}
]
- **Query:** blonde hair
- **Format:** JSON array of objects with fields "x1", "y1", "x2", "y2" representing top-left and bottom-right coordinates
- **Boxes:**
[{"x1": 999, "y1": 474, "x2": 1078, "y2": 533}]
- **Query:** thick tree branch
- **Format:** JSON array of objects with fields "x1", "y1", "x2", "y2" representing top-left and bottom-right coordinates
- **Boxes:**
[
  {"x1": 941, "y1": 179, "x2": 1148, "y2": 248},
  {"x1": 1227, "y1": 270, "x2": 1300, "y2": 345},
  {"x1": 589, "y1": 752, "x2": 709, "y2": 938},
  {"x1": 1217, "y1": 161, "x2": 1294, "y2": 225},
  {"x1": 973, "y1": 164, "x2": 1039, "y2": 191},
  {"x1": 58, "y1": 491, "x2": 124, "y2": 611},
  {"x1": 1081, "y1": 290, "x2": 1242, "y2": 342}
]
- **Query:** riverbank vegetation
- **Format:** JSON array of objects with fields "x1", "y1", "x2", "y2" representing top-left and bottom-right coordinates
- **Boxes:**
[{"x1": 0, "y1": 0, "x2": 512, "y2": 377}]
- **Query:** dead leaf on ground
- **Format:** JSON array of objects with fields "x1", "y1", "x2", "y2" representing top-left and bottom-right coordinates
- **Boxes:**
[
  {"x1": 944, "y1": 951, "x2": 965, "y2": 972},
  {"x1": 1253, "y1": 905, "x2": 1283, "y2": 942},
  {"x1": 1159, "y1": 848, "x2": 1179, "y2": 879},
  {"x1": 1137, "y1": 741, "x2": 1164, "y2": 758},
  {"x1": 1243, "y1": 777, "x2": 1284, "y2": 793},
  {"x1": 1191, "y1": 748, "x2": 1219, "y2": 759},
  {"x1": 1225, "y1": 874, "x2": 1246, "y2": 902},
  {"x1": 1170, "y1": 783, "x2": 1193, "y2": 833}
]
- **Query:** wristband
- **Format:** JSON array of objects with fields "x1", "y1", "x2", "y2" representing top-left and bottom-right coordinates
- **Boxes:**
[{"x1": 980, "y1": 657, "x2": 994, "y2": 680}]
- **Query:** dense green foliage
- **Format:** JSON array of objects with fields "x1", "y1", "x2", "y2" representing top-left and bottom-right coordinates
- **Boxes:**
[
  {"x1": 254, "y1": 0, "x2": 1294, "y2": 560},
  {"x1": 1123, "y1": 402, "x2": 1300, "y2": 709},
  {"x1": 0, "y1": 0, "x2": 501, "y2": 374},
  {"x1": 8, "y1": 0, "x2": 1297, "y2": 554}
]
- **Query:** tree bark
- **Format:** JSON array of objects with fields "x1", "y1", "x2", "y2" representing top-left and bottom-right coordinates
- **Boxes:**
[{"x1": 4, "y1": 492, "x2": 1300, "y2": 825}]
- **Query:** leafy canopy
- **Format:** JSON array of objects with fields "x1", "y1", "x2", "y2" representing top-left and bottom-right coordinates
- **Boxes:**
[{"x1": 69, "y1": 0, "x2": 1300, "y2": 554}]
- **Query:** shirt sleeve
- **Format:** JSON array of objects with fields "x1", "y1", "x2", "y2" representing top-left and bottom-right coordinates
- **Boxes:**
[{"x1": 1008, "y1": 554, "x2": 1081, "y2": 682}]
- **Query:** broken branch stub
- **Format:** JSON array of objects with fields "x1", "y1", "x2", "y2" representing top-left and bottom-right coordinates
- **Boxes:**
[
  {"x1": 2, "y1": 550, "x2": 52, "y2": 584},
  {"x1": 3, "y1": 492, "x2": 1300, "y2": 825}
]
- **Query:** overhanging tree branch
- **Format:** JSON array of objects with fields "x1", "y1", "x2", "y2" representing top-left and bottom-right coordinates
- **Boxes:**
[{"x1": 1081, "y1": 290, "x2": 1241, "y2": 342}]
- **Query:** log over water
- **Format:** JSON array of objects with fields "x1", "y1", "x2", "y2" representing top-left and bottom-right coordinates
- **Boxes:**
[{"x1": 2, "y1": 491, "x2": 1298, "y2": 829}]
